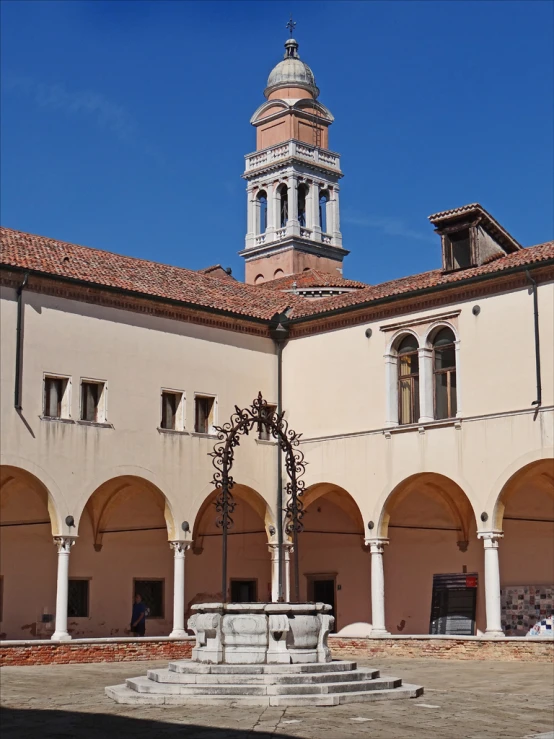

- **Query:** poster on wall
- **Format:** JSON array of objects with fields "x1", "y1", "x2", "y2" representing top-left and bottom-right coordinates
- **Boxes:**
[{"x1": 501, "y1": 586, "x2": 554, "y2": 636}]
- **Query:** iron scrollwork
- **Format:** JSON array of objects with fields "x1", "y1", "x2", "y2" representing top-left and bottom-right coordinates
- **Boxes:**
[{"x1": 210, "y1": 392, "x2": 306, "y2": 602}]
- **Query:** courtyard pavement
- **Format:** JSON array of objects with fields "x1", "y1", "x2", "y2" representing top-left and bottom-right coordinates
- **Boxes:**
[{"x1": 1, "y1": 657, "x2": 553, "y2": 738}]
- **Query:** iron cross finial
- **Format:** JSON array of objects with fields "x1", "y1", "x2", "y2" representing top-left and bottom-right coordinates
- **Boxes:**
[{"x1": 286, "y1": 15, "x2": 296, "y2": 36}]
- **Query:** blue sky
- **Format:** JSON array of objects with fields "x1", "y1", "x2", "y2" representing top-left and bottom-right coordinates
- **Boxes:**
[{"x1": 2, "y1": 0, "x2": 552, "y2": 284}]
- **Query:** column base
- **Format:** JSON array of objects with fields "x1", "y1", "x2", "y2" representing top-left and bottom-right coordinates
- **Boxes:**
[
  {"x1": 51, "y1": 632, "x2": 72, "y2": 642},
  {"x1": 169, "y1": 629, "x2": 188, "y2": 639},
  {"x1": 369, "y1": 629, "x2": 391, "y2": 637},
  {"x1": 484, "y1": 630, "x2": 505, "y2": 639}
]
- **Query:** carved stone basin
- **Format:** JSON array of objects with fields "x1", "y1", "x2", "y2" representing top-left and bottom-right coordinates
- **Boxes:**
[{"x1": 188, "y1": 602, "x2": 334, "y2": 665}]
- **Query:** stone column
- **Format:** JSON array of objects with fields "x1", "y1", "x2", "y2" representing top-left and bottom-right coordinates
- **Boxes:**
[
  {"x1": 455, "y1": 339, "x2": 462, "y2": 417},
  {"x1": 418, "y1": 347, "x2": 434, "y2": 423},
  {"x1": 51, "y1": 536, "x2": 76, "y2": 641},
  {"x1": 332, "y1": 187, "x2": 342, "y2": 247},
  {"x1": 170, "y1": 541, "x2": 190, "y2": 638},
  {"x1": 245, "y1": 187, "x2": 255, "y2": 248},
  {"x1": 288, "y1": 175, "x2": 300, "y2": 237},
  {"x1": 384, "y1": 353, "x2": 398, "y2": 427},
  {"x1": 269, "y1": 542, "x2": 294, "y2": 602},
  {"x1": 478, "y1": 531, "x2": 504, "y2": 637},
  {"x1": 367, "y1": 539, "x2": 390, "y2": 636},
  {"x1": 266, "y1": 182, "x2": 276, "y2": 240}
]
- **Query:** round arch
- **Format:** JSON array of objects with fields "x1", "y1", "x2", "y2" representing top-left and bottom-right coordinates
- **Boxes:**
[
  {"x1": 385, "y1": 328, "x2": 420, "y2": 355},
  {"x1": 376, "y1": 472, "x2": 477, "y2": 541},
  {"x1": 0, "y1": 460, "x2": 63, "y2": 536},
  {"x1": 490, "y1": 456, "x2": 554, "y2": 530},
  {"x1": 192, "y1": 483, "x2": 275, "y2": 542},
  {"x1": 78, "y1": 474, "x2": 178, "y2": 550},
  {"x1": 422, "y1": 320, "x2": 459, "y2": 348},
  {"x1": 302, "y1": 482, "x2": 364, "y2": 533}
]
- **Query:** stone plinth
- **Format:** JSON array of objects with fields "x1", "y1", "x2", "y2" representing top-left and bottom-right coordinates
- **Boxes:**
[{"x1": 189, "y1": 602, "x2": 333, "y2": 665}]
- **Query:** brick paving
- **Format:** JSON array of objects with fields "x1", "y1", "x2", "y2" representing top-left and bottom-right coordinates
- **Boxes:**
[{"x1": 1, "y1": 657, "x2": 553, "y2": 738}]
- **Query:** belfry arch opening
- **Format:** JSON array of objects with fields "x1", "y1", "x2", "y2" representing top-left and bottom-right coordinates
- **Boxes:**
[{"x1": 379, "y1": 473, "x2": 483, "y2": 636}]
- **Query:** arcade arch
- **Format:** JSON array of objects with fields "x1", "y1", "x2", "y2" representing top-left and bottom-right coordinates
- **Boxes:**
[
  {"x1": 377, "y1": 473, "x2": 483, "y2": 635},
  {"x1": 298, "y1": 483, "x2": 367, "y2": 633},
  {"x1": 0, "y1": 466, "x2": 59, "y2": 639}
]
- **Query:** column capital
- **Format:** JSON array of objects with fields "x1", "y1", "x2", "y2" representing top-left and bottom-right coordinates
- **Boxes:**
[
  {"x1": 478, "y1": 530, "x2": 504, "y2": 548},
  {"x1": 169, "y1": 540, "x2": 192, "y2": 554},
  {"x1": 53, "y1": 536, "x2": 76, "y2": 554},
  {"x1": 365, "y1": 538, "x2": 389, "y2": 554}
]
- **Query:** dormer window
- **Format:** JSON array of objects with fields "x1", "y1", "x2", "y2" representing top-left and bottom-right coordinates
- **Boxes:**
[{"x1": 444, "y1": 229, "x2": 472, "y2": 271}]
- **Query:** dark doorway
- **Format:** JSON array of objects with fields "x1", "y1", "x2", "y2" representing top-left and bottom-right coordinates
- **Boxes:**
[
  {"x1": 230, "y1": 579, "x2": 257, "y2": 603},
  {"x1": 430, "y1": 573, "x2": 478, "y2": 635},
  {"x1": 308, "y1": 577, "x2": 336, "y2": 628}
]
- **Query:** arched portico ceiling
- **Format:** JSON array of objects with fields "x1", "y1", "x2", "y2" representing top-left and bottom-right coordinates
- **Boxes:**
[
  {"x1": 302, "y1": 482, "x2": 364, "y2": 533},
  {"x1": 78, "y1": 475, "x2": 178, "y2": 549},
  {"x1": 492, "y1": 458, "x2": 554, "y2": 530},
  {"x1": 192, "y1": 484, "x2": 276, "y2": 542},
  {"x1": 0, "y1": 464, "x2": 62, "y2": 536},
  {"x1": 377, "y1": 472, "x2": 476, "y2": 543}
]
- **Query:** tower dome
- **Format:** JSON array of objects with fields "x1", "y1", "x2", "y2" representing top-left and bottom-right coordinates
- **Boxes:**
[{"x1": 264, "y1": 39, "x2": 320, "y2": 99}]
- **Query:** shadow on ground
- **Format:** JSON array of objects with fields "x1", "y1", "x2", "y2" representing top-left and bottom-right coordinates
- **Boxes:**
[{"x1": 0, "y1": 707, "x2": 297, "y2": 738}]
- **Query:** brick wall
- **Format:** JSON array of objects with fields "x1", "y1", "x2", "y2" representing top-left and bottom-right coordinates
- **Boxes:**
[
  {"x1": 0, "y1": 638, "x2": 193, "y2": 667},
  {"x1": 328, "y1": 636, "x2": 554, "y2": 663}
]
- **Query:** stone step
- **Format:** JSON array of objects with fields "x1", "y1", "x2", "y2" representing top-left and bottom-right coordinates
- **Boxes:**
[
  {"x1": 267, "y1": 684, "x2": 424, "y2": 707},
  {"x1": 148, "y1": 667, "x2": 380, "y2": 686},
  {"x1": 105, "y1": 682, "x2": 424, "y2": 707},
  {"x1": 168, "y1": 659, "x2": 358, "y2": 675},
  {"x1": 267, "y1": 677, "x2": 402, "y2": 696},
  {"x1": 126, "y1": 677, "x2": 267, "y2": 696}
]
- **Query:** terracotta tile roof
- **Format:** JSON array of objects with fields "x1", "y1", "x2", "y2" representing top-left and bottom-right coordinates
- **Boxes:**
[
  {"x1": 1, "y1": 226, "x2": 552, "y2": 325},
  {"x1": 0, "y1": 227, "x2": 299, "y2": 321},
  {"x1": 259, "y1": 268, "x2": 368, "y2": 291},
  {"x1": 290, "y1": 240, "x2": 554, "y2": 319},
  {"x1": 197, "y1": 264, "x2": 236, "y2": 281}
]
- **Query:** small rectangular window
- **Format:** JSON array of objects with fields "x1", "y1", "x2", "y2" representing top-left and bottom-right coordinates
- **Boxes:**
[
  {"x1": 194, "y1": 395, "x2": 215, "y2": 434},
  {"x1": 134, "y1": 579, "x2": 164, "y2": 619},
  {"x1": 161, "y1": 390, "x2": 185, "y2": 431},
  {"x1": 44, "y1": 375, "x2": 70, "y2": 418},
  {"x1": 68, "y1": 579, "x2": 89, "y2": 618},
  {"x1": 81, "y1": 380, "x2": 106, "y2": 423},
  {"x1": 258, "y1": 404, "x2": 277, "y2": 441}
]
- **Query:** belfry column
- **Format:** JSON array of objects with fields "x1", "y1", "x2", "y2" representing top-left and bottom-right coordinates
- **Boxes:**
[
  {"x1": 246, "y1": 187, "x2": 255, "y2": 248},
  {"x1": 367, "y1": 538, "x2": 390, "y2": 636},
  {"x1": 288, "y1": 175, "x2": 300, "y2": 237},
  {"x1": 51, "y1": 536, "x2": 76, "y2": 641},
  {"x1": 266, "y1": 182, "x2": 276, "y2": 240},
  {"x1": 478, "y1": 531, "x2": 504, "y2": 637},
  {"x1": 331, "y1": 187, "x2": 342, "y2": 247},
  {"x1": 170, "y1": 541, "x2": 190, "y2": 638}
]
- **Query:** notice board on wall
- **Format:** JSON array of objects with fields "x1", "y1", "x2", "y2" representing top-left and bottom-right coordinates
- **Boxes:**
[{"x1": 501, "y1": 585, "x2": 554, "y2": 636}]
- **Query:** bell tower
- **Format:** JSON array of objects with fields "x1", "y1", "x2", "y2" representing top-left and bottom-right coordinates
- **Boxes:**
[{"x1": 240, "y1": 35, "x2": 347, "y2": 284}]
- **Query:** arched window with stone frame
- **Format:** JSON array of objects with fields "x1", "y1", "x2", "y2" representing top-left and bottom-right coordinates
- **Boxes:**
[
  {"x1": 432, "y1": 327, "x2": 457, "y2": 419},
  {"x1": 256, "y1": 191, "x2": 268, "y2": 234},
  {"x1": 319, "y1": 190, "x2": 330, "y2": 233}
]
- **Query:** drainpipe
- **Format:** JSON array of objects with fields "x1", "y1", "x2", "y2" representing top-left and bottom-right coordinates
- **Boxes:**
[
  {"x1": 525, "y1": 270, "x2": 542, "y2": 412},
  {"x1": 14, "y1": 272, "x2": 29, "y2": 410},
  {"x1": 270, "y1": 312, "x2": 291, "y2": 602}
]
